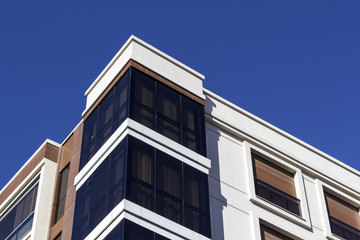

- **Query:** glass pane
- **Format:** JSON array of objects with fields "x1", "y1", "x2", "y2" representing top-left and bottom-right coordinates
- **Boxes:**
[
  {"x1": 156, "y1": 151, "x2": 181, "y2": 198},
  {"x1": 157, "y1": 117, "x2": 180, "y2": 143},
  {"x1": 132, "y1": 69, "x2": 155, "y2": 109},
  {"x1": 89, "y1": 197, "x2": 106, "y2": 230},
  {"x1": 89, "y1": 160, "x2": 109, "y2": 210},
  {"x1": 107, "y1": 142, "x2": 126, "y2": 210},
  {"x1": 128, "y1": 137, "x2": 154, "y2": 185},
  {"x1": 99, "y1": 91, "x2": 114, "y2": 130},
  {"x1": 157, "y1": 83, "x2": 180, "y2": 122},
  {"x1": 133, "y1": 104, "x2": 154, "y2": 129},
  {"x1": 105, "y1": 220, "x2": 124, "y2": 240},
  {"x1": 127, "y1": 180, "x2": 154, "y2": 210},
  {"x1": 114, "y1": 70, "x2": 129, "y2": 114},
  {"x1": 156, "y1": 192, "x2": 182, "y2": 224},
  {"x1": 182, "y1": 97, "x2": 200, "y2": 132},
  {"x1": 82, "y1": 108, "x2": 98, "y2": 151},
  {"x1": 182, "y1": 129, "x2": 197, "y2": 152},
  {"x1": 124, "y1": 220, "x2": 153, "y2": 240},
  {"x1": 184, "y1": 165, "x2": 208, "y2": 211},
  {"x1": 55, "y1": 166, "x2": 69, "y2": 222}
]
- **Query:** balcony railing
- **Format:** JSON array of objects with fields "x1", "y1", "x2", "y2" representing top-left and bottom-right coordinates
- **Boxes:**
[
  {"x1": 254, "y1": 178, "x2": 300, "y2": 216},
  {"x1": 329, "y1": 216, "x2": 360, "y2": 240}
]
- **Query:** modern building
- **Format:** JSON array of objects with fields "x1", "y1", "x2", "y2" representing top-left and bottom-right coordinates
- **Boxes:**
[{"x1": 0, "y1": 36, "x2": 359, "y2": 240}]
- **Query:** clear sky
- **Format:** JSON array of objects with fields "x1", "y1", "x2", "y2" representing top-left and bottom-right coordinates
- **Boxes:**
[{"x1": 1, "y1": 1, "x2": 359, "y2": 189}]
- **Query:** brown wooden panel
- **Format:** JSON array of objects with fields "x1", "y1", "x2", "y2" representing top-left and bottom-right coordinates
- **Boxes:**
[
  {"x1": 50, "y1": 217, "x2": 63, "y2": 240},
  {"x1": 83, "y1": 59, "x2": 205, "y2": 121},
  {"x1": 253, "y1": 153, "x2": 296, "y2": 197},
  {"x1": 260, "y1": 224, "x2": 293, "y2": 240},
  {"x1": 45, "y1": 143, "x2": 60, "y2": 162},
  {"x1": 325, "y1": 192, "x2": 360, "y2": 229},
  {"x1": 50, "y1": 123, "x2": 82, "y2": 239},
  {"x1": 0, "y1": 142, "x2": 59, "y2": 206}
]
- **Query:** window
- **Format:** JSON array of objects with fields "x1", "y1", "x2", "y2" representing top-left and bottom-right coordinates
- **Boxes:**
[
  {"x1": 325, "y1": 192, "x2": 360, "y2": 240},
  {"x1": 73, "y1": 136, "x2": 211, "y2": 239},
  {"x1": 104, "y1": 219, "x2": 170, "y2": 240},
  {"x1": 72, "y1": 140, "x2": 126, "y2": 240},
  {"x1": 0, "y1": 183, "x2": 38, "y2": 240},
  {"x1": 80, "y1": 70, "x2": 130, "y2": 170},
  {"x1": 80, "y1": 67, "x2": 206, "y2": 171},
  {"x1": 260, "y1": 224, "x2": 293, "y2": 240},
  {"x1": 130, "y1": 68, "x2": 206, "y2": 156},
  {"x1": 252, "y1": 153, "x2": 300, "y2": 215},
  {"x1": 54, "y1": 165, "x2": 69, "y2": 223},
  {"x1": 126, "y1": 136, "x2": 211, "y2": 238}
]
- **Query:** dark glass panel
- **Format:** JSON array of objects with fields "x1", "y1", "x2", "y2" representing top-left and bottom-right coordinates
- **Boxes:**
[
  {"x1": 55, "y1": 165, "x2": 69, "y2": 222},
  {"x1": 133, "y1": 104, "x2": 154, "y2": 129},
  {"x1": 132, "y1": 69, "x2": 155, "y2": 110},
  {"x1": 73, "y1": 139, "x2": 127, "y2": 240},
  {"x1": 184, "y1": 165, "x2": 208, "y2": 211},
  {"x1": 80, "y1": 69, "x2": 130, "y2": 170},
  {"x1": 128, "y1": 137, "x2": 154, "y2": 185},
  {"x1": 89, "y1": 197, "x2": 106, "y2": 231},
  {"x1": 182, "y1": 129, "x2": 197, "y2": 153},
  {"x1": 127, "y1": 179, "x2": 154, "y2": 210},
  {"x1": 184, "y1": 206, "x2": 209, "y2": 236},
  {"x1": 156, "y1": 83, "x2": 180, "y2": 122},
  {"x1": 156, "y1": 151, "x2": 181, "y2": 198},
  {"x1": 99, "y1": 90, "x2": 114, "y2": 130},
  {"x1": 182, "y1": 97, "x2": 201, "y2": 133},
  {"x1": 124, "y1": 220, "x2": 153, "y2": 240},
  {"x1": 82, "y1": 108, "x2": 99, "y2": 152},
  {"x1": 156, "y1": 192, "x2": 182, "y2": 224},
  {"x1": 114, "y1": 70, "x2": 130, "y2": 114},
  {"x1": 155, "y1": 234, "x2": 170, "y2": 240},
  {"x1": 89, "y1": 160, "x2": 109, "y2": 211},
  {"x1": 157, "y1": 116, "x2": 180, "y2": 143},
  {"x1": 107, "y1": 143, "x2": 126, "y2": 211},
  {"x1": 104, "y1": 220, "x2": 124, "y2": 240}
]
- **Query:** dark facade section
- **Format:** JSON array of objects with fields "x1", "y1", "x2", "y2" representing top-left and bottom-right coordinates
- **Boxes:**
[
  {"x1": 72, "y1": 140, "x2": 127, "y2": 240},
  {"x1": 72, "y1": 136, "x2": 211, "y2": 239},
  {"x1": 79, "y1": 67, "x2": 206, "y2": 171},
  {"x1": 126, "y1": 136, "x2": 211, "y2": 237}
]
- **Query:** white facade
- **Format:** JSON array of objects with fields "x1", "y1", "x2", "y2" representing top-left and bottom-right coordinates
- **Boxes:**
[{"x1": 204, "y1": 89, "x2": 360, "y2": 239}]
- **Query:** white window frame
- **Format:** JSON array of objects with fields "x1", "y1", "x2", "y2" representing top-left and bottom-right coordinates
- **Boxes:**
[{"x1": 243, "y1": 141, "x2": 311, "y2": 229}]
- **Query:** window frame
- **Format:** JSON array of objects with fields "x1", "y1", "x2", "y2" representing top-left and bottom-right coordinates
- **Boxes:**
[
  {"x1": 317, "y1": 180, "x2": 360, "y2": 240},
  {"x1": 0, "y1": 179, "x2": 39, "y2": 240},
  {"x1": 243, "y1": 141, "x2": 311, "y2": 229}
]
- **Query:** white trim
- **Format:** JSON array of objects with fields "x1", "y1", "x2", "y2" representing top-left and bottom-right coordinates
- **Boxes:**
[
  {"x1": 75, "y1": 118, "x2": 211, "y2": 189},
  {"x1": 243, "y1": 141, "x2": 311, "y2": 229},
  {"x1": 85, "y1": 200, "x2": 210, "y2": 240},
  {"x1": 0, "y1": 139, "x2": 60, "y2": 195},
  {"x1": 85, "y1": 35, "x2": 204, "y2": 97},
  {"x1": 204, "y1": 88, "x2": 359, "y2": 177},
  {"x1": 0, "y1": 162, "x2": 44, "y2": 214}
]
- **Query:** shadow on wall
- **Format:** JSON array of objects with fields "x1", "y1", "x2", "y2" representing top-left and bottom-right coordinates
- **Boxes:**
[{"x1": 206, "y1": 96, "x2": 227, "y2": 240}]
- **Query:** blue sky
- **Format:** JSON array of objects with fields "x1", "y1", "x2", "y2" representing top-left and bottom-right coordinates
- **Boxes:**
[{"x1": 1, "y1": 1, "x2": 359, "y2": 189}]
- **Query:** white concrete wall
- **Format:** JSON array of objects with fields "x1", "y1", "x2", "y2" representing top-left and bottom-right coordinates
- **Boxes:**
[
  {"x1": 205, "y1": 89, "x2": 360, "y2": 240},
  {"x1": 31, "y1": 158, "x2": 58, "y2": 240}
]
